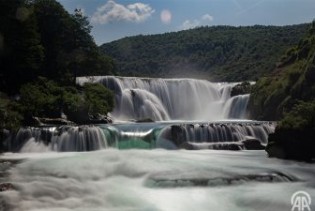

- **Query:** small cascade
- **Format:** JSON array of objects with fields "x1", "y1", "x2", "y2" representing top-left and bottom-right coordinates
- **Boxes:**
[
  {"x1": 157, "y1": 121, "x2": 275, "y2": 150},
  {"x1": 4, "y1": 121, "x2": 275, "y2": 152},
  {"x1": 7, "y1": 126, "x2": 108, "y2": 152},
  {"x1": 77, "y1": 76, "x2": 248, "y2": 121}
]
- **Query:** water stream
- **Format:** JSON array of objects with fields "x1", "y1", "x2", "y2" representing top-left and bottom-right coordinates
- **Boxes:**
[{"x1": 1, "y1": 76, "x2": 314, "y2": 211}]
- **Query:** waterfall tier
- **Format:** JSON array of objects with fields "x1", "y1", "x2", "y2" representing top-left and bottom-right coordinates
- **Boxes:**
[
  {"x1": 77, "y1": 76, "x2": 250, "y2": 121},
  {"x1": 4, "y1": 121, "x2": 275, "y2": 152}
]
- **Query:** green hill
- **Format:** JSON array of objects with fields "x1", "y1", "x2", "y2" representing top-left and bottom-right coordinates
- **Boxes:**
[
  {"x1": 100, "y1": 24, "x2": 309, "y2": 81},
  {"x1": 248, "y1": 21, "x2": 315, "y2": 161},
  {"x1": 249, "y1": 21, "x2": 315, "y2": 120}
]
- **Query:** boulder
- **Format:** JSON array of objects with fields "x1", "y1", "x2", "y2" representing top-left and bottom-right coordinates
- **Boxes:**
[
  {"x1": 266, "y1": 129, "x2": 315, "y2": 162},
  {"x1": 242, "y1": 138, "x2": 265, "y2": 150}
]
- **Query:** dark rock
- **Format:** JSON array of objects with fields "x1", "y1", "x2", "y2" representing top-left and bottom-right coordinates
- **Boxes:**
[
  {"x1": 179, "y1": 142, "x2": 194, "y2": 150},
  {"x1": 0, "y1": 183, "x2": 14, "y2": 192},
  {"x1": 33, "y1": 117, "x2": 75, "y2": 126},
  {"x1": 231, "y1": 82, "x2": 252, "y2": 97},
  {"x1": 136, "y1": 118, "x2": 154, "y2": 123},
  {"x1": 266, "y1": 128, "x2": 315, "y2": 162},
  {"x1": 180, "y1": 141, "x2": 243, "y2": 151},
  {"x1": 242, "y1": 138, "x2": 265, "y2": 150},
  {"x1": 88, "y1": 114, "x2": 113, "y2": 124},
  {"x1": 170, "y1": 125, "x2": 186, "y2": 146}
]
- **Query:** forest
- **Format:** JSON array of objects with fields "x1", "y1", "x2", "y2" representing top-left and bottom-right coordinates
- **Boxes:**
[
  {"x1": 0, "y1": 0, "x2": 115, "y2": 131},
  {"x1": 101, "y1": 24, "x2": 309, "y2": 81}
]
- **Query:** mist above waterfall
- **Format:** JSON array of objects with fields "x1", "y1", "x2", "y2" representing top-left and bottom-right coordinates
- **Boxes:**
[{"x1": 77, "y1": 76, "x2": 249, "y2": 121}]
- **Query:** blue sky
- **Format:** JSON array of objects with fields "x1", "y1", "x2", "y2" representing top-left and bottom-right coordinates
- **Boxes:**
[{"x1": 58, "y1": 0, "x2": 315, "y2": 45}]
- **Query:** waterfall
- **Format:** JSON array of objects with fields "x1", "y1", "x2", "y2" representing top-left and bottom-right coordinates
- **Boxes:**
[
  {"x1": 2, "y1": 76, "x2": 265, "y2": 153},
  {"x1": 77, "y1": 76, "x2": 249, "y2": 121},
  {"x1": 4, "y1": 121, "x2": 275, "y2": 152},
  {"x1": 156, "y1": 121, "x2": 275, "y2": 149},
  {"x1": 7, "y1": 126, "x2": 108, "y2": 152}
]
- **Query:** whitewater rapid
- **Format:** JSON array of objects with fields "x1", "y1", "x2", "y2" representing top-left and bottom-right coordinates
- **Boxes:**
[
  {"x1": 1, "y1": 150, "x2": 315, "y2": 211},
  {"x1": 77, "y1": 76, "x2": 250, "y2": 121}
]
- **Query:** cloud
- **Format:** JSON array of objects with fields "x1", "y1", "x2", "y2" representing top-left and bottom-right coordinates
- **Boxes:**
[
  {"x1": 91, "y1": 0, "x2": 155, "y2": 24},
  {"x1": 160, "y1": 9, "x2": 172, "y2": 24},
  {"x1": 202, "y1": 14, "x2": 214, "y2": 22},
  {"x1": 180, "y1": 13, "x2": 214, "y2": 30}
]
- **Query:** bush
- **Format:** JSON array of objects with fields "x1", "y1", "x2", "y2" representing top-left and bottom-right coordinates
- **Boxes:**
[
  {"x1": 83, "y1": 83, "x2": 114, "y2": 116},
  {"x1": 266, "y1": 100, "x2": 315, "y2": 161},
  {"x1": 17, "y1": 78, "x2": 114, "y2": 124},
  {"x1": 0, "y1": 93, "x2": 22, "y2": 131},
  {"x1": 19, "y1": 77, "x2": 63, "y2": 118}
]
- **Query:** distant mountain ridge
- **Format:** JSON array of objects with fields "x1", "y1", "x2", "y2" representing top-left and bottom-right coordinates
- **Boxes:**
[{"x1": 100, "y1": 24, "x2": 310, "y2": 81}]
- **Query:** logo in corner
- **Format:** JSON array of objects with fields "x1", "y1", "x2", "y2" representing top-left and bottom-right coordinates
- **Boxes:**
[{"x1": 291, "y1": 191, "x2": 312, "y2": 211}]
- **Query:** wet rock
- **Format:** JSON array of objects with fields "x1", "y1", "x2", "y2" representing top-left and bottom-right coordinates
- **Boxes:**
[
  {"x1": 88, "y1": 114, "x2": 113, "y2": 124},
  {"x1": 266, "y1": 129, "x2": 315, "y2": 162},
  {"x1": 180, "y1": 142, "x2": 243, "y2": 151},
  {"x1": 136, "y1": 118, "x2": 154, "y2": 123},
  {"x1": 171, "y1": 125, "x2": 186, "y2": 146},
  {"x1": 242, "y1": 138, "x2": 265, "y2": 150},
  {"x1": 0, "y1": 183, "x2": 13, "y2": 192},
  {"x1": 32, "y1": 117, "x2": 74, "y2": 126},
  {"x1": 231, "y1": 82, "x2": 252, "y2": 97}
]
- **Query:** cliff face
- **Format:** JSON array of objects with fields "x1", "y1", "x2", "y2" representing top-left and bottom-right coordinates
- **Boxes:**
[{"x1": 249, "y1": 21, "x2": 315, "y2": 121}]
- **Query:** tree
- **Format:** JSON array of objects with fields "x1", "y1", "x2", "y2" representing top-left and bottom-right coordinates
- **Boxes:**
[{"x1": 0, "y1": 0, "x2": 44, "y2": 94}]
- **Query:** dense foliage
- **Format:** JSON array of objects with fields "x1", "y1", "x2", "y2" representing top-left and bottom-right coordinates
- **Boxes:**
[
  {"x1": 249, "y1": 21, "x2": 315, "y2": 120},
  {"x1": 100, "y1": 24, "x2": 309, "y2": 81},
  {"x1": 267, "y1": 101, "x2": 315, "y2": 161},
  {"x1": 0, "y1": 0, "x2": 115, "y2": 131},
  {"x1": 18, "y1": 78, "x2": 114, "y2": 124},
  {"x1": 0, "y1": 0, "x2": 115, "y2": 95},
  {"x1": 249, "y1": 21, "x2": 315, "y2": 161},
  {"x1": 0, "y1": 93, "x2": 22, "y2": 130}
]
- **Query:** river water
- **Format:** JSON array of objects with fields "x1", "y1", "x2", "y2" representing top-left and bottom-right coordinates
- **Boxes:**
[
  {"x1": 1, "y1": 77, "x2": 314, "y2": 210},
  {"x1": 1, "y1": 150, "x2": 315, "y2": 211}
]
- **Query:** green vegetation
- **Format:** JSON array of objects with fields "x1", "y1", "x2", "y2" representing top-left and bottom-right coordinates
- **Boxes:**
[
  {"x1": 0, "y1": 93, "x2": 22, "y2": 131},
  {"x1": 100, "y1": 24, "x2": 309, "y2": 81},
  {"x1": 249, "y1": 21, "x2": 315, "y2": 161},
  {"x1": 249, "y1": 21, "x2": 315, "y2": 120},
  {"x1": 18, "y1": 78, "x2": 114, "y2": 124},
  {"x1": 0, "y1": 0, "x2": 115, "y2": 132},
  {"x1": 267, "y1": 101, "x2": 315, "y2": 161}
]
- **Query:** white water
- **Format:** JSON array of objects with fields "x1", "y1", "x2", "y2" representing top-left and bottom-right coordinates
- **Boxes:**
[
  {"x1": 77, "y1": 76, "x2": 249, "y2": 121},
  {"x1": 5, "y1": 121, "x2": 275, "y2": 152},
  {"x1": 1, "y1": 150, "x2": 315, "y2": 211},
  {"x1": 7, "y1": 126, "x2": 108, "y2": 152}
]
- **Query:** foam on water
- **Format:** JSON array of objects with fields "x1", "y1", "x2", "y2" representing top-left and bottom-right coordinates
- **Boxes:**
[{"x1": 1, "y1": 150, "x2": 315, "y2": 211}]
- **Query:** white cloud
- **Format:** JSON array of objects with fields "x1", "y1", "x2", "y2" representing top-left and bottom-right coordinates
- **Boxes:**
[
  {"x1": 91, "y1": 0, "x2": 155, "y2": 24},
  {"x1": 202, "y1": 14, "x2": 214, "y2": 22},
  {"x1": 181, "y1": 19, "x2": 200, "y2": 30},
  {"x1": 180, "y1": 13, "x2": 214, "y2": 30}
]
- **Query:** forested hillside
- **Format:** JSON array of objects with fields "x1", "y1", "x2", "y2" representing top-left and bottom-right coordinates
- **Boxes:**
[
  {"x1": 0, "y1": 0, "x2": 115, "y2": 95},
  {"x1": 249, "y1": 21, "x2": 315, "y2": 121},
  {"x1": 249, "y1": 21, "x2": 315, "y2": 160},
  {"x1": 0, "y1": 0, "x2": 115, "y2": 131},
  {"x1": 100, "y1": 24, "x2": 309, "y2": 81}
]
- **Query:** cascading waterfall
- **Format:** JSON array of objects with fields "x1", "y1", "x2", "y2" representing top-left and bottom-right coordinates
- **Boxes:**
[
  {"x1": 4, "y1": 121, "x2": 275, "y2": 152},
  {"x1": 6, "y1": 126, "x2": 108, "y2": 152},
  {"x1": 3, "y1": 76, "x2": 273, "y2": 153},
  {"x1": 156, "y1": 121, "x2": 275, "y2": 150},
  {"x1": 77, "y1": 76, "x2": 249, "y2": 121}
]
